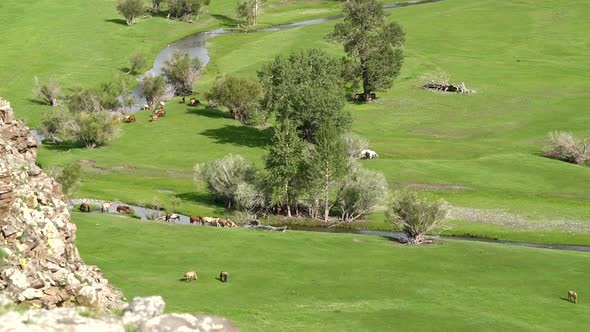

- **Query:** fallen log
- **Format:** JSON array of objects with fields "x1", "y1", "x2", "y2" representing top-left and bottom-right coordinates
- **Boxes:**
[
  {"x1": 422, "y1": 81, "x2": 476, "y2": 94},
  {"x1": 242, "y1": 224, "x2": 287, "y2": 232}
]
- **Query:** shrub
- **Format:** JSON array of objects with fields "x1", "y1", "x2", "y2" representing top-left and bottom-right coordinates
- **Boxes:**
[
  {"x1": 194, "y1": 154, "x2": 259, "y2": 209},
  {"x1": 66, "y1": 111, "x2": 121, "y2": 149},
  {"x1": 337, "y1": 163, "x2": 388, "y2": 222},
  {"x1": 141, "y1": 75, "x2": 167, "y2": 106},
  {"x1": 162, "y1": 51, "x2": 201, "y2": 95},
  {"x1": 544, "y1": 131, "x2": 589, "y2": 165},
  {"x1": 55, "y1": 162, "x2": 82, "y2": 197},
  {"x1": 116, "y1": 0, "x2": 145, "y2": 26},
  {"x1": 128, "y1": 52, "x2": 147, "y2": 74},
  {"x1": 386, "y1": 191, "x2": 448, "y2": 245},
  {"x1": 207, "y1": 75, "x2": 263, "y2": 124},
  {"x1": 342, "y1": 132, "x2": 369, "y2": 159},
  {"x1": 33, "y1": 77, "x2": 61, "y2": 107}
]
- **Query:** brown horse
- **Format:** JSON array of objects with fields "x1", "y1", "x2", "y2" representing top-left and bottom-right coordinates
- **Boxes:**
[
  {"x1": 151, "y1": 114, "x2": 159, "y2": 122},
  {"x1": 190, "y1": 216, "x2": 204, "y2": 225},
  {"x1": 220, "y1": 271, "x2": 228, "y2": 282},
  {"x1": 79, "y1": 203, "x2": 90, "y2": 212},
  {"x1": 218, "y1": 218, "x2": 237, "y2": 227},
  {"x1": 124, "y1": 115, "x2": 136, "y2": 123},
  {"x1": 116, "y1": 205, "x2": 131, "y2": 214},
  {"x1": 181, "y1": 96, "x2": 186, "y2": 103},
  {"x1": 154, "y1": 109, "x2": 166, "y2": 117},
  {"x1": 189, "y1": 98, "x2": 200, "y2": 106},
  {"x1": 568, "y1": 290, "x2": 578, "y2": 304},
  {"x1": 184, "y1": 271, "x2": 197, "y2": 281}
]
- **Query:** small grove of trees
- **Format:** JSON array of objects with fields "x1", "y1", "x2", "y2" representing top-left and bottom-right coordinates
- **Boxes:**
[
  {"x1": 33, "y1": 77, "x2": 62, "y2": 107},
  {"x1": 386, "y1": 191, "x2": 448, "y2": 245},
  {"x1": 544, "y1": 131, "x2": 589, "y2": 165},
  {"x1": 128, "y1": 52, "x2": 147, "y2": 75},
  {"x1": 327, "y1": 0, "x2": 405, "y2": 101},
  {"x1": 141, "y1": 74, "x2": 167, "y2": 106},
  {"x1": 116, "y1": 0, "x2": 146, "y2": 26},
  {"x1": 167, "y1": 0, "x2": 210, "y2": 21},
  {"x1": 162, "y1": 51, "x2": 201, "y2": 95},
  {"x1": 207, "y1": 75, "x2": 263, "y2": 124},
  {"x1": 258, "y1": 48, "x2": 350, "y2": 142},
  {"x1": 337, "y1": 163, "x2": 388, "y2": 222},
  {"x1": 237, "y1": 0, "x2": 265, "y2": 29}
]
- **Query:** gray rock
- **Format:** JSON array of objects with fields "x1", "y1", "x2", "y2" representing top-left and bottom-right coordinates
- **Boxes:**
[{"x1": 123, "y1": 296, "x2": 166, "y2": 326}]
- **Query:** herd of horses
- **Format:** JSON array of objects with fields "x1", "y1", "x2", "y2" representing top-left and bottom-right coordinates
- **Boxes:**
[
  {"x1": 183, "y1": 270, "x2": 229, "y2": 283},
  {"x1": 123, "y1": 96, "x2": 202, "y2": 124},
  {"x1": 78, "y1": 202, "x2": 238, "y2": 228}
]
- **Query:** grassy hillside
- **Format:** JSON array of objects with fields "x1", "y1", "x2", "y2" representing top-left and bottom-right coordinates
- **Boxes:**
[
  {"x1": 2, "y1": 0, "x2": 589, "y2": 243},
  {"x1": 74, "y1": 212, "x2": 590, "y2": 331}
]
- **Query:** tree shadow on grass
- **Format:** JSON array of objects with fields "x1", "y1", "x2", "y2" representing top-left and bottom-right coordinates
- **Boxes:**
[
  {"x1": 42, "y1": 141, "x2": 85, "y2": 152},
  {"x1": 200, "y1": 125, "x2": 271, "y2": 148},
  {"x1": 105, "y1": 18, "x2": 128, "y2": 26},
  {"x1": 186, "y1": 106, "x2": 229, "y2": 119},
  {"x1": 175, "y1": 192, "x2": 221, "y2": 207},
  {"x1": 28, "y1": 98, "x2": 49, "y2": 106},
  {"x1": 211, "y1": 14, "x2": 241, "y2": 28}
]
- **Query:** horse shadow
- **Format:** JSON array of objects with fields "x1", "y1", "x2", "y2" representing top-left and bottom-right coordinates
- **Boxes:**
[
  {"x1": 560, "y1": 297, "x2": 574, "y2": 303},
  {"x1": 105, "y1": 19, "x2": 128, "y2": 26},
  {"x1": 27, "y1": 98, "x2": 50, "y2": 106},
  {"x1": 200, "y1": 125, "x2": 272, "y2": 148}
]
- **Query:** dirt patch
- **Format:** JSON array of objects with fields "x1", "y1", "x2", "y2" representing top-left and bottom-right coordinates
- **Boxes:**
[
  {"x1": 79, "y1": 159, "x2": 96, "y2": 166},
  {"x1": 352, "y1": 237, "x2": 366, "y2": 243},
  {"x1": 405, "y1": 182, "x2": 474, "y2": 191},
  {"x1": 111, "y1": 165, "x2": 137, "y2": 170}
]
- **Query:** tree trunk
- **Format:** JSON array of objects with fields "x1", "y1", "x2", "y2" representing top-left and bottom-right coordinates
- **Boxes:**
[{"x1": 360, "y1": 52, "x2": 371, "y2": 102}]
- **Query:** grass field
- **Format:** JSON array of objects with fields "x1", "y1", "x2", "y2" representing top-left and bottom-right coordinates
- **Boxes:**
[
  {"x1": 3, "y1": 0, "x2": 590, "y2": 244},
  {"x1": 74, "y1": 212, "x2": 590, "y2": 331}
]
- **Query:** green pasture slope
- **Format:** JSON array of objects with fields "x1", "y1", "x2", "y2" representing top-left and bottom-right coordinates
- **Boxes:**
[
  {"x1": 2, "y1": 0, "x2": 590, "y2": 243},
  {"x1": 74, "y1": 213, "x2": 590, "y2": 331}
]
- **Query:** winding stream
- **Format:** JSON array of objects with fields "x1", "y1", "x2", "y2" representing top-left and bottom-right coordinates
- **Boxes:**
[{"x1": 70, "y1": 199, "x2": 590, "y2": 253}]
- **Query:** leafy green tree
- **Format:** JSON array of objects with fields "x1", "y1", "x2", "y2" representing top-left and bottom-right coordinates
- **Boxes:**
[
  {"x1": 141, "y1": 74, "x2": 167, "y2": 106},
  {"x1": 258, "y1": 49, "x2": 350, "y2": 142},
  {"x1": 264, "y1": 121, "x2": 305, "y2": 217},
  {"x1": 162, "y1": 51, "x2": 201, "y2": 95},
  {"x1": 116, "y1": 0, "x2": 146, "y2": 26},
  {"x1": 167, "y1": 0, "x2": 210, "y2": 20},
  {"x1": 328, "y1": 0, "x2": 405, "y2": 101},
  {"x1": 237, "y1": 0, "x2": 265, "y2": 29},
  {"x1": 207, "y1": 75, "x2": 263, "y2": 123},
  {"x1": 386, "y1": 191, "x2": 448, "y2": 245},
  {"x1": 152, "y1": 0, "x2": 162, "y2": 12},
  {"x1": 128, "y1": 52, "x2": 147, "y2": 75},
  {"x1": 305, "y1": 121, "x2": 349, "y2": 222},
  {"x1": 39, "y1": 107, "x2": 69, "y2": 143}
]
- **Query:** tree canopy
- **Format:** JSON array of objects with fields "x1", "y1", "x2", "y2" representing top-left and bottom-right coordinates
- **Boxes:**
[
  {"x1": 258, "y1": 48, "x2": 350, "y2": 142},
  {"x1": 116, "y1": 0, "x2": 146, "y2": 26},
  {"x1": 328, "y1": 0, "x2": 405, "y2": 101}
]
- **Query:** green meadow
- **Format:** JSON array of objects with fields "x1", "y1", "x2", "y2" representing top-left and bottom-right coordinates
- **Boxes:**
[
  {"x1": 3, "y1": 0, "x2": 590, "y2": 328},
  {"x1": 74, "y1": 212, "x2": 590, "y2": 331}
]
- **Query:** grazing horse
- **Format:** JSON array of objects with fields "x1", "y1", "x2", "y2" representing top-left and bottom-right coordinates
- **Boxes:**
[
  {"x1": 123, "y1": 115, "x2": 136, "y2": 123},
  {"x1": 143, "y1": 104, "x2": 152, "y2": 110},
  {"x1": 154, "y1": 109, "x2": 166, "y2": 117},
  {"x1": 220, "y1": 271, "x2": 228, "y2": 282},
  {"x1": 151, "y1": 114, "x2": 159, "y2": 122},
  {"x1": 101, "y1": 202, "x2": 112, "y2": 213},
  {"x1": 159, "y1": 101, "x2": 166, "y2": 108},
  {"x1": 79, "y1": 203, "x2": 90, "y2": 213},
  {"x1": 189, "y1": 98, "x2": 200, "y2": 106},
  {"x1": 184, "y1": 271, "x2": 197, "y2": 281},
  {"x1": 116, "y1": 205, "x2": 131, "y2": 214},
  {"x1": 190, "y1": 216, "x2": 204, "y2": 225},
  {"x1": 568, "y1": 290, "x2": 578, "y2": 304},
  {"x1": 181, "y1": 96, "x2": 186, "y2": 103},
  {"x1": 203, "y1": 217, "x2": 220, "y2": 227},
  {"x1": 360, "y1": 149, "x2": 378, "y2": 160},
  {"x1": 166, "y1": 213, "x2": 180, "y2": 222},
  {"x1": 219, "y1": 218, "x2": 237, "y2": 227}
]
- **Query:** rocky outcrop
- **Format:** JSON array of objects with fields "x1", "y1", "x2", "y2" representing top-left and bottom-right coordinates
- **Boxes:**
[
  {"x1": 0, "y1": 97, "x2": 125, "y2": 310},
  {"x1": 0, "y1": 295, "x2": 238, "y2": 332}
]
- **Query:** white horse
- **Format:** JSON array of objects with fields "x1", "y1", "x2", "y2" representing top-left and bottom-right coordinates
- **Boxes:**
[
  {"x1": 360, "y1": 149, "x2": 379, "y2": 159},
  {"x1": 101, "y1": 202, "x2": 112, "y2": 213}
]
